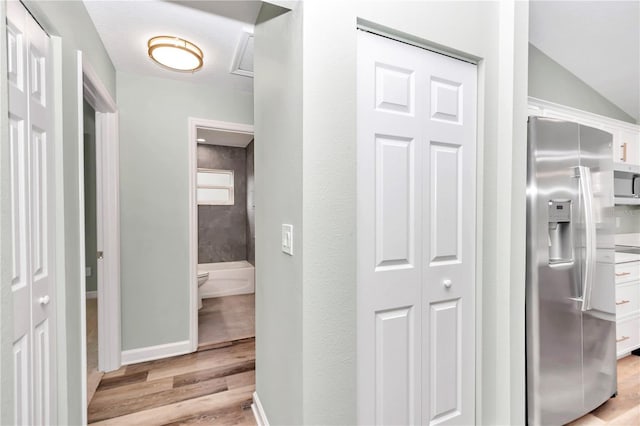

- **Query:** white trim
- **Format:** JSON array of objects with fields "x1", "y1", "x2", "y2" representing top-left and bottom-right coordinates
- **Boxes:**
[
  {"x1": 188, "y1": 117, "x2": 255, "y2": 352},
  {"x1": 77, "y1": 50, "x2": 121, "y2": 423},
  {"x1": 81, "y1": 56, "x2": 121, "y2": 374},
  {"x1": 251, "y1": 392, "x2": 270, "y2": 426},
  {"x1": 51, "y1": 35, "x2": 70, "y2": 425},
  {"x1": 121, "y1": 340, "x2": 191, "y2": 366},
  {"x1": 82, "y1": 60, "x2": 117, "y2": 112},
  {"x1": 76, "y1": 50, "x2": 88, "y2": 426},
  {"x1": 230, "y1": 31, "x2": 254, "y2": 78},
  {"x1": 86, "y1": 291, "x2": 97, "y2": 299},
  {"x1": 95, "y1": 111, "x2": 121, "y2": 373},
  {"x1": 528, "y1": 96, "x2": 639, "y2": 132}
]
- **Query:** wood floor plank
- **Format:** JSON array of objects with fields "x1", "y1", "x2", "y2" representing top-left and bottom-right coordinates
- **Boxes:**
[
  {"x1": 225, "y1": 370, "x2": 255, "y2": 390},
  {"x1": 124, "y1": 349, "x2": 223, "y2": 376},
  {"x1": 173, "y1": 360, "x2": 255, "y2": 388},
  {"x1": 146, "y1": 342, "x2": 254, "y2": 382},
  {"x1": 91, "y1": 377, "x2": 174, "y2": 403},
  {"x1": 198, "y1": 337, "x2": 256, "y2": 352},
  {"x1": 123, "y1": 341, "x2": 251, "y2": 376},
  {"x1": 568, "y1": 414, "x2": 607, "y2": 426},
  {"x1": 617, "y1": 355, "x2": 640, "y2": 382},
  {"x1": 161, "y1": 406, "x2": 254, "y2": 426},
  {"x1": 96, "y1": 371, "x2": 148, "y2": 391},
  {"x1": 101, "y1": 367, "x2": 127, "y2": 379},
  {"x1": 608, "y1": 405, "x2": 640, "y2": 425},
  {"x1": 90, "y1": 385, "x2": 255, "y2": 426},
  {"x1": 87, "y1": 370, "x2": 103, "y2": 405},
  {"x1": 89, "y1": 376, "x2": 228, "y2": 423}
]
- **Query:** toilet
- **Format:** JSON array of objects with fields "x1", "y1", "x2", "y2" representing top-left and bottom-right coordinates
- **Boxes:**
[{"x1": 197, "y1": 271, "x2": 209, "y2": 309}]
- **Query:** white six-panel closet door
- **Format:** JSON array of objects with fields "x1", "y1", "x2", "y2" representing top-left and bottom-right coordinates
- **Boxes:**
[
  {"x1": 357, "y1": 30, "x2": 476, "y2": 426},
  {"x1": 6, "y1": 1, "x2": 55, "y2": 424}
]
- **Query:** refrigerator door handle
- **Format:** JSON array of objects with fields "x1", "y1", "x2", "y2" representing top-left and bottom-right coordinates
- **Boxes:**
[{"x1": 577, "y1": 165, "x2": 596, "y2": 312}]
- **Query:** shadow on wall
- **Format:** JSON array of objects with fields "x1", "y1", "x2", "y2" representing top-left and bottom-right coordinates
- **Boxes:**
[{"x1": 197, "y1": 141, "x2": 255, "y2": 264}]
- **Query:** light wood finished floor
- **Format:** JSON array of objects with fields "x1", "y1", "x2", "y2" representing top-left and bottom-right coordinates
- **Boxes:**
[
  {"x1": 568, "y1": 355, "x2": 640, "y2": 425},
  {"x1": 87, "y1": 339, "x2": 257, "y2": 425},
  {"x1": 198, "y1": 294, "x2": 255, "y2": 351},
  {"x1": 86, "y1": 298, "x2": 103, "y2": 404}
]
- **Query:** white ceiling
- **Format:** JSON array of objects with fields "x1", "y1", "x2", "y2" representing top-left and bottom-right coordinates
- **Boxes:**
[
  {"x1": 84, "y1": 1, "x2": 638, "y2": 121},
  {"x1": 83, "y1": 0, "x2": 262, "y2": 94},
  {"x1": 196, "y1": 127, "x2": 254, "y2": 147},
  {"x1": 530, "y1": 0, "x2": 640, "y2": 121}
]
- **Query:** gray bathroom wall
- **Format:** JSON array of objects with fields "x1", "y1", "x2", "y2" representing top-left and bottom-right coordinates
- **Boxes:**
[
  {"x1": 83, "y1": 99, "x2": 97, "y2": 293},
  {"x1": 197, "y1": 144, "x2": 248, "y2": 263},
  {"x1": 246, "y1": 141, "x2": 255, "y2": 265}
]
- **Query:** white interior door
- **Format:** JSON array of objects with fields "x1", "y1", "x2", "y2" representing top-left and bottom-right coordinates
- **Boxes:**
[
  {"x1": 6, "y1": 1, "x2": 56, "y2": 424},
  {"x1": 357, "y1": 30, "x2": 476, "y2": 425}
]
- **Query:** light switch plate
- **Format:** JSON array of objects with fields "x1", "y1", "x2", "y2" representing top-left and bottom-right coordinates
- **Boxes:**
[{"x1": 282, "y1": 224, "x2": 293, "y2": 255}]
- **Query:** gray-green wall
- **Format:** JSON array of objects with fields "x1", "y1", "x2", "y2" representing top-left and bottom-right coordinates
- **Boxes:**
[
  {"x1": 84, "y1": 100, "x2": 97, "y2": 293},
  {"x1": 117, "y1": 71, "x2": 253, "y2": 351},
  {"x1": 254, "y1": 4, "x2": 303, "y2": 424},
  {"x1": 529, "y1": 44, "x2": 636, "y2": 124}
]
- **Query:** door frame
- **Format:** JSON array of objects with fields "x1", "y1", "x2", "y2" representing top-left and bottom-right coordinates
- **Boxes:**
[
  {"x1": 77, "y1": 53, "x2": 121, "y2": 417},
  {"x1": 82, "y1": 54, "x2": 121, "y2": 374},
  {"x1": 187, "y1": 117, "x2": 254, "y2": 351}
]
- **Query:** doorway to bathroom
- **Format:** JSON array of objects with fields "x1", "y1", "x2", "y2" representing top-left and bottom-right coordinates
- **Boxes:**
[
  {"x1": 80, "y1": 60, "x2": 121, "y2": 414},
  {"x1": 188, "y1": 118, "x2": 256, "y2": 351}
]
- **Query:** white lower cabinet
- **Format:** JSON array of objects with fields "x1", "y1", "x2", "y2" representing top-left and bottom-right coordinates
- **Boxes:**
[
  {"x1": 615, "y1": 259, "x2": 640, "y2": 357},
  {"x1": 616, "y1": 316, "x2": 640, "y2": 356}
]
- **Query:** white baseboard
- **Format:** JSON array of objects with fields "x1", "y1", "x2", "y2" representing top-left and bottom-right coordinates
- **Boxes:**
[
  {"x1": 252, "y1": 391, "x2": 270, "y2": 426},
  {"x1": 86, "y1": 291, "x2": 97, "y2": 299},
  {"x1": 121, "y1": 340, "x2": 191, "y2": 365}
]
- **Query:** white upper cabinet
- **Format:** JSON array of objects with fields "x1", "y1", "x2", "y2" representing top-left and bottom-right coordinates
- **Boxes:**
[{"x1": 614, "y1": 129, "x2": 640, "y2": 170}]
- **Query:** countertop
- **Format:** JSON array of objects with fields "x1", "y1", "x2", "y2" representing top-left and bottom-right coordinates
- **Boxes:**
[
  {"x1": 615, "y1": 252, "x2": 640, "y2": 264},
  {"x1": 615, "y1": 233, "x2": 640, "y2": 248}
]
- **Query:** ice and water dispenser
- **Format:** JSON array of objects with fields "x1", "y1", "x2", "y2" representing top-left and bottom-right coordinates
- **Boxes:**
[{"x1": 548, "y1": 200, "x2": 572, "y2": 264}]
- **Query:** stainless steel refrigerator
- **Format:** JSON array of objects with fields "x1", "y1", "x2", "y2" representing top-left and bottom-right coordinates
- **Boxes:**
[{"x1": 526, "y1": 117, "x2": 617, "y2": 425}]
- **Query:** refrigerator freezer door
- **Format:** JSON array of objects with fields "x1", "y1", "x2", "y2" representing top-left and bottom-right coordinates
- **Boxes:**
[
  {"x1": 578, "y1": 124, "x2": 617, "y2": 413},
  {"x1": 527, "y1": 117, "x2": 585, "y2": 425}
]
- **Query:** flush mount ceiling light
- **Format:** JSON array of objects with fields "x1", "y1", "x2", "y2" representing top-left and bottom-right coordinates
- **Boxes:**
[{"x1": 148, "y1": 36, "x2": 203, "y2": 72}]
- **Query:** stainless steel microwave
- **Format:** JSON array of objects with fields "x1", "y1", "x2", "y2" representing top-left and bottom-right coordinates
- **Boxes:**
[{"x1": 614, "y1": 170, "x2": 640, "y2": 198}]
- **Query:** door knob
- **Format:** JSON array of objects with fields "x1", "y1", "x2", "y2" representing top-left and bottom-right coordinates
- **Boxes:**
[
  {"x1": 97, "y1": 251, "x2": 104, "y2": 260},
  {"x1": 39, "y1": 295, "x2": 50, "y2": 305},
  {"x1": 443, "y1": 279, "x2": 452, "y2": 289}
]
